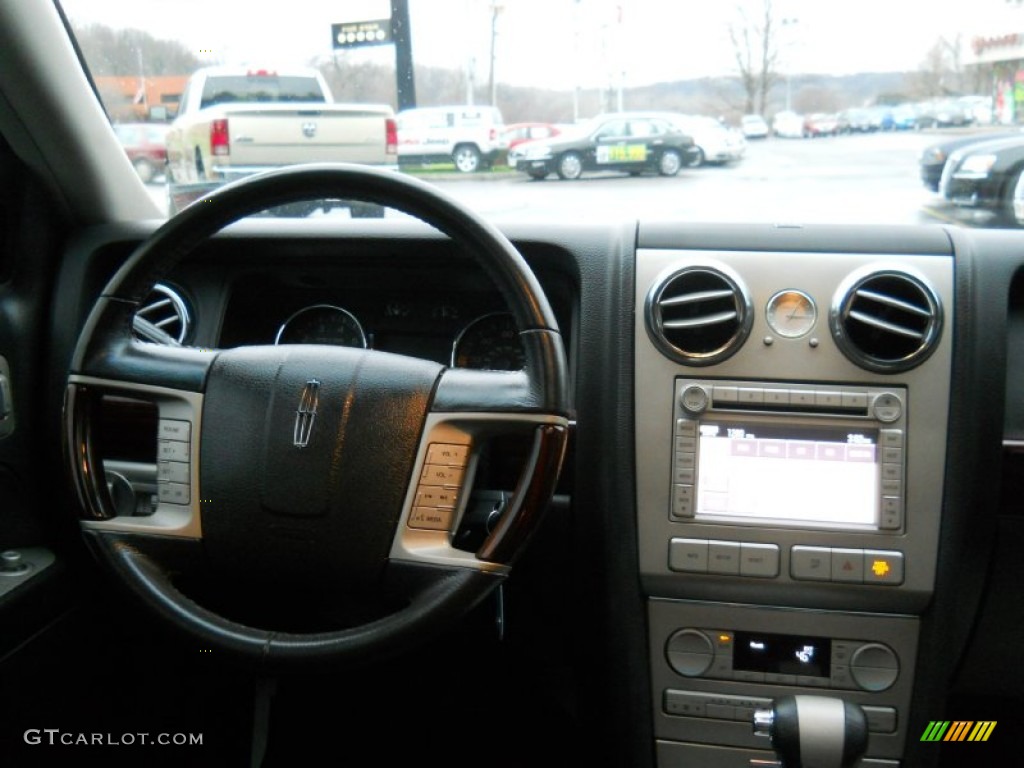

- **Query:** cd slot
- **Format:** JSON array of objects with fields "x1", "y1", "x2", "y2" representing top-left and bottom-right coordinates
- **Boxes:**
[{"x1": 710, "y1": 400, "x2": 869, "y2": 418}]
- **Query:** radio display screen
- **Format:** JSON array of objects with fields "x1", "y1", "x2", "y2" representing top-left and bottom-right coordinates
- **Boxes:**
[
  {"x1": 695, "y1": 422, "x2": 879, "y2": 528},
  {"x1": 733, "y1": 631, "x2": 832, "y2": 678}
]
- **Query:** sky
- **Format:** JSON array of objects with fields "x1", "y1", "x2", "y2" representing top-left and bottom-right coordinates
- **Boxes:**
[{"x1": 60, "y1": 0, "x2": 1024, "y2": 90}]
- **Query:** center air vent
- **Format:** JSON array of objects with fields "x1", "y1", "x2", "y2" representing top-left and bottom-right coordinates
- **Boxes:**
[
  {"x1": 132, "y1": 283, "x2": 191, "y2": 346},
  {"x1": 830, "y1": 268, "x2": 942, "y2": 373},
  {"x1": 645, "y1": 266, "x2": 752, "y2": 365}
]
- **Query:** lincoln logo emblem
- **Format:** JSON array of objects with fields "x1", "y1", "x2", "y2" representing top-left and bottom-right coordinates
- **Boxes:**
[
  {"x1": 301, "y1": 121, "x2": 317, "y2": 139},
  {"x1": 293, "y1": 379, "x2": 320, "y2": 448}
]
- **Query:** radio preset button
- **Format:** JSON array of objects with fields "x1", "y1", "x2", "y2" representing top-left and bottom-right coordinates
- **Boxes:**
[
  {"x1": 842, "y1": 391, "x2": 869, "y2": 410},
  {"x1": 738, "y1": 388, "x2": 764, "y2": 405},
  {"x1": 790, "y1": 390, "x2": 815, "y2": 407},
  {"x1": 764, "y1": 389, "x2": 789, "y2": 406},
  {"x1": 713, "y1": 386, "x2": 738, "y2": 404},
  {"x1": 680, "y1": 385, "x2": 710, "y2": 414},
  {"x1": 791, "y1": 546, "x2": 832, "y2": 581},
  {"x1": 815, "y1": 390, "x2": 843, "y2": 408}
]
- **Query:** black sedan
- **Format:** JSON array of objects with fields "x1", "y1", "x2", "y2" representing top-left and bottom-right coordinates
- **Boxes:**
[
  {"x1": 508, "y1": 113, "x2": 694, "y2": 180},
  {"x1": 939, "y1": 133, "x2": 1024, "y2": 218},
  {"x1": 920, "y1": 129, "x2": 1024, "y2": 192}
]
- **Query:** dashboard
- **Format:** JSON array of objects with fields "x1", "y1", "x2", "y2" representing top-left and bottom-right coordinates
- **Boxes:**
[{"x1": 44, "y1": 218, "x2": 1022, "y2": 768}]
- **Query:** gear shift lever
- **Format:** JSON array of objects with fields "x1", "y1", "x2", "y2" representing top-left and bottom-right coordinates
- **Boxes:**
[{"x1": 752, "y1": 695, "x2": 868, "y2": 768}]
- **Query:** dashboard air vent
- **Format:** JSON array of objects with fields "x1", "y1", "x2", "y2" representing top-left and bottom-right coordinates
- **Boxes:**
[
  {"x1": 132, "y1": 283, "x2": 191, "y2": 346},
  {"x1": 645, "y1": 266, "x2": 752, "y2": 365},
  {"x1": 830, "y1": 269, "x2": 942, "y2": 372}
]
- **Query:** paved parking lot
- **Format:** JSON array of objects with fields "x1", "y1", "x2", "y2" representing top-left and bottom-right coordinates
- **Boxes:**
[{"x1": 147, "y1": 129, "x2": 1016, "y2": 229}]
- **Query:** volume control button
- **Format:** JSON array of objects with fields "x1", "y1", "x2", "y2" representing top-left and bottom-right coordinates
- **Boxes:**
[
  {"x1": 666, "y1": 628, "x2": 714, "y2": 677},
  {"x1": 680, "y1": 385, "x2": 710, "y2": 414}
]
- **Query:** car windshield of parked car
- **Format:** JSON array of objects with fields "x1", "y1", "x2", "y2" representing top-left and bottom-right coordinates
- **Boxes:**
[{"x1": 58, "y1": 0, "x2": 1024, "y2": 228}]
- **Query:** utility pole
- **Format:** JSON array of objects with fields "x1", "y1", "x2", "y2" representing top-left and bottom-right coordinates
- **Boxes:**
[
  {"x1": 782, "y1": 16, "x2": 799, "y2": 112},
  {"x1": 488, "y1": 3, "x2": 503, "y2": 107},
  {"x1": 391, "y1": 0, "x2": 416, "y2": 111},
  {"x1": 572, "y1": 0, "x2": 581, "y2": 122}
]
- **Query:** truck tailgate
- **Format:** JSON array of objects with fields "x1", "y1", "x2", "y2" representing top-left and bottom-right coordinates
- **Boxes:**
[{"x1": 225, "y1": 105, "x2": 392, "y2": 166}]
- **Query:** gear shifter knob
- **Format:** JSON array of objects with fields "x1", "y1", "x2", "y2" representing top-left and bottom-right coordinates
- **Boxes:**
[{"x1": 752, "y1": 695, "x2": 868, "y2": 768}]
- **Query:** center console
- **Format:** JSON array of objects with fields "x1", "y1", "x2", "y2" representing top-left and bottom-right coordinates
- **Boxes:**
[{"x1": 634, "y1": 242, "x2": 953, "y2": 767}]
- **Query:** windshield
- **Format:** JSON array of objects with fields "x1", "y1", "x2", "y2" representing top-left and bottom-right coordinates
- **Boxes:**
[{"x1": 59, "y1": 0, "x2": 1024, "y2": 228}]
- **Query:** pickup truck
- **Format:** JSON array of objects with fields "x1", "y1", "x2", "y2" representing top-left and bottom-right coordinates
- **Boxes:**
[{"x1": 164, "y1": 66, "x2": 397, "y2": 216}]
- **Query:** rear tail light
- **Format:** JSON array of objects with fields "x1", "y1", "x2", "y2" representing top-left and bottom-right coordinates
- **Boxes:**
[
  {"x1": 211, "y1": 119, "x2": 229, "y2": 156},
  {"x1": 386, "y1": 118, "x2": 397, "y2": 155}
]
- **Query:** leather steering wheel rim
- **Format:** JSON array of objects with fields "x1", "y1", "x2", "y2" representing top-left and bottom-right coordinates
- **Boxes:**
[{"x1": 64, "y1": 163, "x2": 570, "y2": 668}]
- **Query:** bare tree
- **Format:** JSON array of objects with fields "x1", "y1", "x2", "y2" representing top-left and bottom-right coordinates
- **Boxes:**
[
  {"x1": 908, "y1": 35, "x2": 968, "y2": 99},
  {"x1": 727, "y1": 0, "x2": 781, "y2": 116}
]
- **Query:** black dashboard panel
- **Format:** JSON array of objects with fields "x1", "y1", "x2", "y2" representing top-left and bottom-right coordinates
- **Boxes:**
[{"x1": 45, "y1": 218, "x2": 1024, "y2": 768}]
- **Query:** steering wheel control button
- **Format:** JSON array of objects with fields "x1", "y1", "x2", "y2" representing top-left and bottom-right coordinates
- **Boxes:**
[
  {"x1": 414, "y1": 487, "x2": 459, "y2": 510},
  {"x1": 157, "y1": 461, "x2": 190, "y2": 484},
  {"x1": 409, "y1": 442, "x2": 471, "y2": 531},
  {"x1": 871, "y1": 393, "x2": 903, "y2": 422},
  {"x1": 158, "y1": 419, "x2": 191, "y2": 441},
  {"x1": 669, "y1": 538, "x2": 708, "y2": 573},
  {"x1": 863, "y1": 550, "x2": 904, "y2": 585},
  {"x1": 739, "y1": 543, "x2": 780, "y2": 578},
  {"x1": 790, "y1": 546, "x2": 832, "y2": 581},
  {"x1": 666, "y1": 629, "x2": 714, "y2": 677},
  {"x1": 680, "y1": 385, "x2": 709, "y2": 414},
  {"x1": 420, "y1": 464, "x2": 464, "y2": 487},
  {"x1": 157, "y1": 440, "x2": 190, "y2": 462},
  {"x1": 426, "y1": 443, "x2": 470, "y2": 466},
  {"x1": 850, "y1": 644, "x2": 900, "y2": 692},
  {"x1": 157, "y1": 482, "x2": 190, "y2": 505},
  {"x1": 409, "y1": 507, "x2": 454, "y2": 531}
]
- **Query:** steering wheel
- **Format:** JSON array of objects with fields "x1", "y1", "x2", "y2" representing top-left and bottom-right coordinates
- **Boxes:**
[{"x1": 64, "y1": 164, "x2": 569, "y2": 667}]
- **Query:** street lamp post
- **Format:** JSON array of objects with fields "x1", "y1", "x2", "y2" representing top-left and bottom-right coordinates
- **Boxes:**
[
  {"x1": 782, "y1": 17, "x2": 799, "y2": 112},
  {"x1": 488, "y1": 3, "x2": 504, "y2": 107}
]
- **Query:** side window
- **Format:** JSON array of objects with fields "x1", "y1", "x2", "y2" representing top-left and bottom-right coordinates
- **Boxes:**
[
  {"x1": 594, "y1": 120, "x2": 628, "y2": 140},
  {"x1": 629, "y1": 120, "x2": 655, "y2": 138}
]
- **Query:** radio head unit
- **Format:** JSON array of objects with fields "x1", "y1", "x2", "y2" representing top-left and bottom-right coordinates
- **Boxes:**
[{"x1": 672, "y1": 379, "x2": 906, "y2": 533}]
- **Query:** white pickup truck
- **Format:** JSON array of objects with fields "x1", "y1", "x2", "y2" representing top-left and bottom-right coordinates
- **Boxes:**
[{"x1": 165, "y1": 66, "x2": 397, "y2": 216}]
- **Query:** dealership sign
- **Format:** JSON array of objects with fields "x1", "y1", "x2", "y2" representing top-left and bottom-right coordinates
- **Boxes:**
[{"x1": 332, "y1": 19, "x2": 392, "y2": 49}]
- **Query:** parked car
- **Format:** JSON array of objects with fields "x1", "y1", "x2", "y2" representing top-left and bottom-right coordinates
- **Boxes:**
[
  {"x1": 772, "y1": 110, "x2": 804, "y2": 138},
  {"x1": 939, "y1": 133, "x2": 1024, "y2": 218},
  {"x1": 3, "y1": 2, "x2": 1023, "y2": 767},
  {"x1": 915, "y1": 98, "x2": 973, "y2": 129},
  {"x1": 919, "y1": 129, "x2": 1024, "y2": 192},
  {"x1": 396, "y1": 105, "x2": 507, "y2": 172},
  {"x1": 508, "y1": 112, "x2": 694, "y2": 180},
  {"x1": 740, "y1": 113, "x2": 769, "y2": 139},
  {"x1": 113, "y1": 121, "x2": 169, "y2": 183},
  {"x1": 499, "y1": 121, "x2": 562, "y2": 151},
  {"x1": 837, "y1": 107, "x2": 874, "y2": 134},
  {"x1": 674, "y1": 114, "x2": 746, "y2": 166},
  {"x1": 802, "y1": 112, "x2": 839, "y2": 137}
]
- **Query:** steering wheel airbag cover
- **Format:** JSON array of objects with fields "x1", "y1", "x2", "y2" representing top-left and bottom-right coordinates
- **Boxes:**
[{"x1": 200, "y1": 345, "x2": 442, "y2": 588}]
